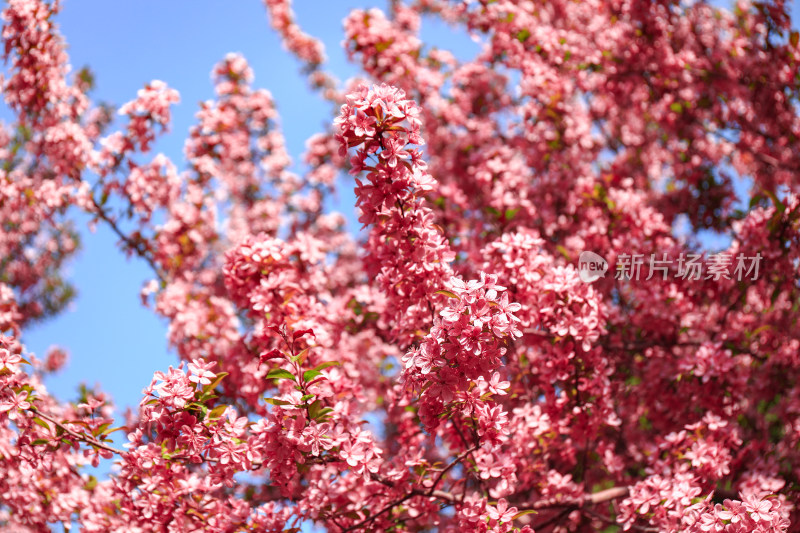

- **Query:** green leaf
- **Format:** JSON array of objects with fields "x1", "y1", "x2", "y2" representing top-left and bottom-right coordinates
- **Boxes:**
[
  {"x1": 308, "y1": 400, "x2": 322, "y2": 420},
  {"x1": 670, "y1": 102, "x2": 683, "y2": 113},
  {"x1": 516, "y1": 29, "x2": 530, "y2": 42},
  {"x1": 187, "y1": 402, "x2": 208, "y2": 416},
  {"x1": 92, "y1": 422, "x2": 111, "y2": 437},
  {"x1": 555, "y1": 245, "x2": 571, "y2": 260},
  {"x1": 31, "y1": 439, "x2": 50, "y2": 446},
  {"x1": 435, "y1": 289, "x2": 460, "y2": 299},
  {"x1": 303, "y1": 369, "x2": 322, "y2": 382},
  {"x1": 84, "y1": 475, "x2": 98, "y2": 491},
  {"x1": 32, "y1": 417, "x2": 50, "y2": 430},
  {"x1": 316, "y1": 407, "x2": 334, "y2": 420},
  {"x1": 750, "y1": 325, "x2": 773, "y2": 338},
  {"x1": 309, "y1": 401, "x2": 335, "y2": 421},
  {"x1": 764, "y1": 189, "x2": 786, "y2": 214},
  {"x1": 264, "y1": 397, "x2": 293, "y2": 406},
  {"x1": 207, "y1": 405, "x2": 228, "y2": 419},
  {"x1": 771, "y1": 285, "x2": 782, "y2": 305},
  {"x1": 512, "y1": 509, "x2": 538, "y2": 520},
  {"x1": 266, "y1": 368, "x2": 295, "y2": 381},
  {"x1": 749, "y1": 193, "x2": 765, "y2": 209},
  {"x1": 312, "y1": 361, "x2": 341, "y2": 372},
  {"x1": 291, "y1": 347, "x2": 310, "y2": 365},
  {"x1": 202, "y1": 372, "x2": 228, "y2": 394}
]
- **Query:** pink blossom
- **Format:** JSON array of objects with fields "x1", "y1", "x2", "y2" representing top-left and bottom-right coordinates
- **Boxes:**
[{"x1": 486, "y1": 498, "x2": 517, "y2": 523}]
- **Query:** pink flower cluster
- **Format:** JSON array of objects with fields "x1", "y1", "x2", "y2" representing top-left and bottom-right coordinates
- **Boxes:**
[
  {"x1": 686, "y1": 493, "x2": 791, "y2": 533},
  {"x1": 116, "y1": 80, "x2": 180, "y2": 152},
  {"x1": 403, "y1": 273, "x2": 521, "y2": 436},
  {"x1": 336, "y1": 83, "x2": 454, "y2": 344},
  {"x1": 263, "y1": 0, "x2": 325, "y2": 66},
  {"x1": 1, "y1": 0, "x2": 799, "y2": 531}
]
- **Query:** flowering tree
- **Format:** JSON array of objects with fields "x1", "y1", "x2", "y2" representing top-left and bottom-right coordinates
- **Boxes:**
[{"x1": 1, "y1": 0, "x2": 800, "y2": 531}]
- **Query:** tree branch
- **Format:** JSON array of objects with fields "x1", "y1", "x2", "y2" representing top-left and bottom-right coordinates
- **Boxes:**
[
  {"x1": 525, "y1": 487, "x2": 631, "y2": 531},
  {"x1": 426, "y1": 445, "x2": 478, "y2": 496},
  {"x1": 30, "y1": 408, "x2": 126, "y2": 456},
  {"x1": 341, "y1": 491, "x2": 416, "y2": 532},
  {"x1": 90, "y1": 195, "x2": 168, "y2": 284},
  {"x1": 521, "y1": 486, "x2": 630, "y2": 511}
]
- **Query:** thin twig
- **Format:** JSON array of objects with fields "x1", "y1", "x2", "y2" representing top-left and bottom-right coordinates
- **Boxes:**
[
  {"x1": 30, "y1": 408, "x2": 126, "y2": 456},
  {"x1": 427, "y1": 445, "x2": 478, "y2": 495},
  {"x1": 90, "y1": 195, "x2": 168, "y2": 283},
  {"x1": 342, "y1": 491, "x2": 416, "y2": 532}
]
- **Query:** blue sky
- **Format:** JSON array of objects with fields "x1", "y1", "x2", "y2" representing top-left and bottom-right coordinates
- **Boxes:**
[{"x1": 21, "y1": 0, "x2": 479, "y2": 417}]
